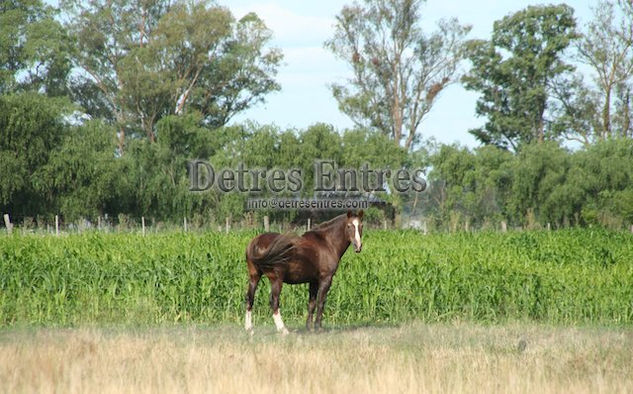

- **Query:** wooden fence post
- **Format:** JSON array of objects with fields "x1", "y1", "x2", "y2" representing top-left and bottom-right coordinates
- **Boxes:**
[
  {"x1": 3, "y1": 214, "x2": 12, "y2": 235},
  {"x1": 225, "y1": 216, "x2": 230, "y2": 234},
  {"x1": 501, "y1": 220, "x2": 507, "y2": 233},
  {"x1": 307, "y1": 218, "x2": 311, "y2": 231},
  {"x1": 55, "y1": 215, "x2": 59, "y2": 236},
  {"x1": 264, "y1": 215, "x2": 269, "y2": 232},
  {"x1": 142, "y1": 216, "x2": 146, "y2": 236},
  {"x1": 183, "y1": 217, "x2": 188, "y2": 232}
]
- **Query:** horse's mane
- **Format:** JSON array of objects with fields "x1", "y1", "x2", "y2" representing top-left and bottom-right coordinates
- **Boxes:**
[{"x1": 310, "y1": 214, "x2": 347, "y2": 232}]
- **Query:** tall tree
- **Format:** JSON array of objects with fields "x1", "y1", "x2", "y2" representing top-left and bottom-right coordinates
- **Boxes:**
[
  {"x1": 0, "y1": 0, "x2": 72, "y2": 96},
  {"x1": 62, "y1": 0, "x2": 282, "y2": 151},
  {"x1": 325, "y1": 0, "x2": 470, "y2": 150},
  {"x1": 0, "y1": 93, "x2": 71, "y2": 217},
  {"x1": 462, "y1": 4, "x2": 577, "y2": 151},
  {"x1": 575, "y1": 0, "x2": 633, "y2": 139},
  {"x1": 62, "y1": 0, "x2": 169, "y2": 150},
  {"x1": 152, "y1": 6, "x2": 283, "y2": 129}
]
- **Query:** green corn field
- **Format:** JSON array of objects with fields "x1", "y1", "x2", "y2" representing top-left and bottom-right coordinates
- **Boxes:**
[{"x1": 0, "y1": 229, "x2": 632, "y2": 327}]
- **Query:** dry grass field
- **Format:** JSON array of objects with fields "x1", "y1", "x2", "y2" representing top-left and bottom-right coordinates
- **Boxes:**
[{"x1": 1, "y1": 322, "x2": 631, "y2": 393}]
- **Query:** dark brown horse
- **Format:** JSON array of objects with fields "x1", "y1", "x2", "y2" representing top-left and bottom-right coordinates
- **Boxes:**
[{"x1": 244, "y1": 210, "x2": 364, "y2": 334}]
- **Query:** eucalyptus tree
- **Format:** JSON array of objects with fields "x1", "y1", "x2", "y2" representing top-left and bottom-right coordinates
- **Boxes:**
[
  {"x1": 568, "y1": 0, "x2": 633, "y2": 142},
  {"x1": 326, "y1": 0, "x2": 471, "y2": 150},
  {"x1": 62, "y1": 0, "x2": 282, "y2": 151}
]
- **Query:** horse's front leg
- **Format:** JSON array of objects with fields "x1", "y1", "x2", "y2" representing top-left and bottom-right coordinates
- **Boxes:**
[
  {"x1": 314, "y1": 276, "x2": 333, "y2": 331},
  {"x1": 269, "y1": 277, "x2": 289, "y2": 335},
  {"x1": 306, "y1": 281, "x2": 318, "y2": 331}
]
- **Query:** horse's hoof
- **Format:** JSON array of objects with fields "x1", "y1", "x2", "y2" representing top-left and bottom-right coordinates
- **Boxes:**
[{"x1": 279, "y1": 327, "x2": 290, "y2": 336}]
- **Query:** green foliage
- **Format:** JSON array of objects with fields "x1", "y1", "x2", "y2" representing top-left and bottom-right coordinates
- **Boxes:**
[
  {"x1": 463, "y1": 4, "x2": 578, "y2": 150},
  {"x1": 0, "y1": 93, "x2": 71, "y2": 216},
  {"x1": 509, "y1": 142, "x2": 574, "y2": 227},
  {"x1": 0, "y1": 0, "x2": 72, "y2": 96},
  {"x1": 573, "y1": 138, "x2": 633, "y2": 226},
  {"x1": 0, "y1": 230, "x2": 631, "y2": 326},
  {"x1": 425, "y1": 144, "x2": 512, "y2": 229},
  {"x1": 63, "y1": 0, "x2": 282, "y2": 146},
  {"x1": 424, "y1": 138, "x2": 633, "y2": 229},
  {"x1": 34, "y1": 121, "x2": 117, "y2": 220},
  {"x1": 1, "y1": 0, "x2": 633, "y2": 231}
]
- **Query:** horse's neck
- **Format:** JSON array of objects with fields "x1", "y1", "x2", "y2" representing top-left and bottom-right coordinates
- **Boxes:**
[{"x1": 322, "y1": 221, "x2": 350, "y2": 260}]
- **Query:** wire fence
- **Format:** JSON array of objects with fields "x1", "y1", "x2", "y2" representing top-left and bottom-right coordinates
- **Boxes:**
[
  {"x1": 2, "y1": 212, "x2": 633, "y2": 235},
  {"x1": 0, "y1": 212, "x2": 394, "y2": 236}
]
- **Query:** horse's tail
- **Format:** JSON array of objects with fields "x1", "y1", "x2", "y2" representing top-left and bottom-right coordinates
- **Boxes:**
[{"x1": 247, "y1": 233, "x2": 298, "y2": 267}]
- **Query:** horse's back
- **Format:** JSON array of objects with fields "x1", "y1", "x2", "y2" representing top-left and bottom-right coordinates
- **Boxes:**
[{"x1": 246, "y1": 232, "x2": 281, "y2": 258}]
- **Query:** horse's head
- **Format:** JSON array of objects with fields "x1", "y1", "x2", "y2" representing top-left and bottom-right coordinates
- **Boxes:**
[{"x1": 345, "y1": 210, "x2": 364, "y2": 253}]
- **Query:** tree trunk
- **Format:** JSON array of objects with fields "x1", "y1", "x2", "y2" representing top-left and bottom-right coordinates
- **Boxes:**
[
  {"x1": 536, "y1": 104, "x2": 545, "y2": 144},
  {"x1": 536, "y1": 100, "x2": 546, "y2": 143},
  {"x1": 392, "y1": 88, "x2": 403, "y2": 145},
  {"x1": 411, "y1": 192, "x2": 419, "y2": 217},
  {"x1": 146, "y1": 124, "x2": 155, "y2": 143},
  {"x1": 622, "y1": 90, "x2": 630, "y2": 137},
  {"x1": 603, "y1": 87, "x2": 611, "y2": 139},
  {"x1": 117, "y1": 126, "x2": 125, "y2": 154},
  {"x1": 391, "y1": 55, "x2": 403, "y2": 146},
  {"x1": 404, "y1": 123, "x2": 416, "y2": 150}
]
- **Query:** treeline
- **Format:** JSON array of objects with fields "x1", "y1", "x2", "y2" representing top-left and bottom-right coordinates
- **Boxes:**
[
  {"x1": 1, "y1": 0, "x2": 633, "y2": 230},
  {"x1": 3, "y1": 91, "x2": 632, "y2": 231},
  {"x1": 420, "y1": 139, "x2": 633, "y2": 230},
  {"x1": 0, "y1": 99, "x2": 410, "y2": 226}
]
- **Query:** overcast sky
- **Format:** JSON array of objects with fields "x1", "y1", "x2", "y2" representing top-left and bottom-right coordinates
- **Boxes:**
[{"x1": 223, "y1": 0, "x2": 596, "y2": 148}]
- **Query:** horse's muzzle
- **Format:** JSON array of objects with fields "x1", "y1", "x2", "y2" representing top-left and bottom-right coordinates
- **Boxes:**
[{"x1": 354, "y1": 245, "x2": 362, "y2": 253}]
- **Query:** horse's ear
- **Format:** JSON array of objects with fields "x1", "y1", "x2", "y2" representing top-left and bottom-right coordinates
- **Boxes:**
[
  {"x1": 347, "y1": 210, "x2": 352, "y2": 218},
  {"x1": 358, "y1": 210, "x2": 364, "y2": 219}
]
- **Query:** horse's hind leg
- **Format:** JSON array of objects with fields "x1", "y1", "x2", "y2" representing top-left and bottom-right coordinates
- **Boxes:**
[
  {"x1": 269, "y1": 276, "x2": 289, "y2": 335},
  {"x1": 306, "y1": 281, "x2": 318, "y2": 331},
  {"x1": 245, "y1": 261, "x2": 260, "y2": 333}
]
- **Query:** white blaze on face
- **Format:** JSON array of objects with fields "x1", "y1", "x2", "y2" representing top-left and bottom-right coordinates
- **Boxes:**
[
  {"x1": 245, "y1": 310, "x2": 253, "y2": 331},
  {"x1": 352, "y1": 218, "x2": 361, "y2": 250},
  {"x1": 273, "y1": 310, "x2": 289, "y2": 335}
]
